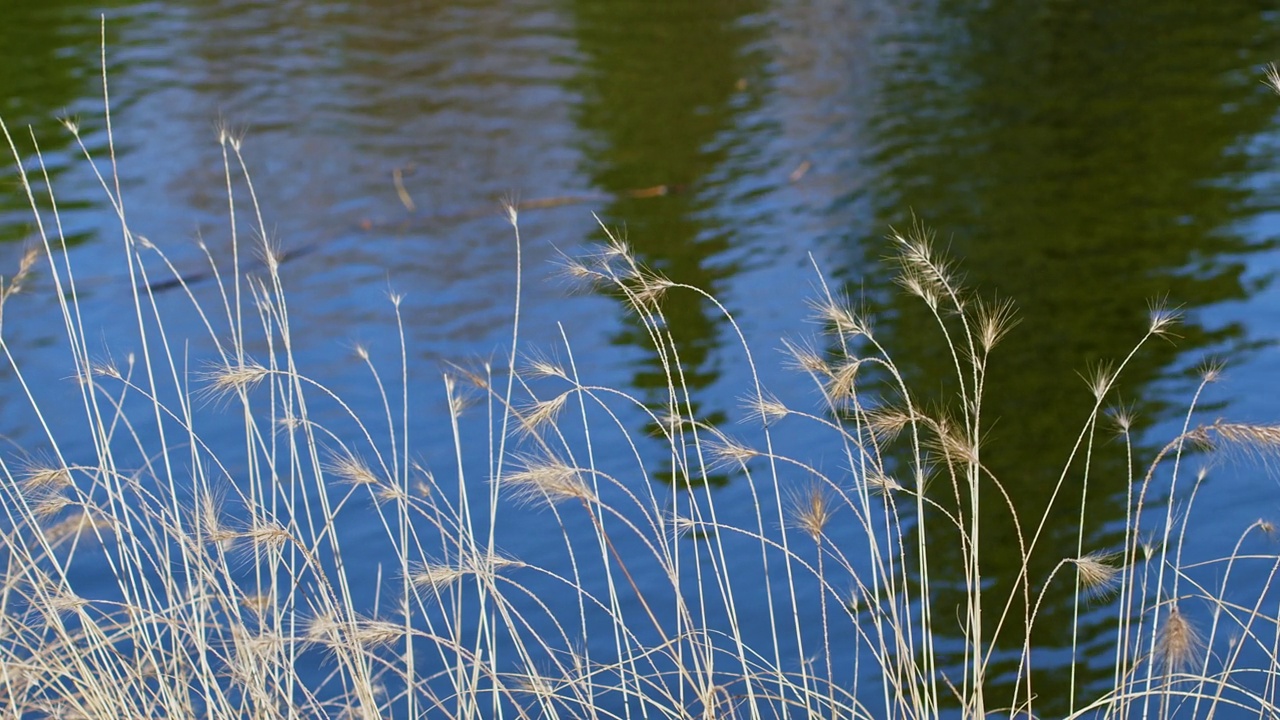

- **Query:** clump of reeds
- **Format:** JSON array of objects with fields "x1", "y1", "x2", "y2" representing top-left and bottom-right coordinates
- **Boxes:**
[{"x1": 0, "y1": 33, "x2": 1278, "y2": 720}]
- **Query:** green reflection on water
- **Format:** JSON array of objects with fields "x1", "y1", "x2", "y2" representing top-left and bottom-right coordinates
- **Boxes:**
[
  {"x1": 564, "y1": 0, "x2": 769, "y2": 489},
  {"x1": 0, "y1": 3, "x2": 136, "y2": 248},
  {"x1": 847, "y1": 0, "x2": 1280, "y2": 712}
]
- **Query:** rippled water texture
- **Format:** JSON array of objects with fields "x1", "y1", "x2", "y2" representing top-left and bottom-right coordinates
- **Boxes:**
[{"x1": 3, "y1": 1, "x2": 1280, "y2": 713}]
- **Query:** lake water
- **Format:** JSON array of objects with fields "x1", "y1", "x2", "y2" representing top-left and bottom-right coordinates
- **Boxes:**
[{"x1": 3, "y1": 1, "x2": 1280, "y2": 716}]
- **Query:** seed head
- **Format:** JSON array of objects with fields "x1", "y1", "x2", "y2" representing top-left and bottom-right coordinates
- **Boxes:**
[
  {"x1": 519, "y1": 392, "x2": 569, "y2": 435},
  {"x1": 740, "y1": 391, "x2": 789, "y2": 426},
  {"x1": 504, "y1": 456, "x2": 595, "y2": 506},
  {"x1": 788, "y1": 483, "x2": 836, "y2": 541},
  {"x1": 1147, "y1": 298, "x2": 1182, "y2": 339},
  {"x1": 328, "y1": 453, "x2": 381, "y2": 486},
  {"x1": 1071, "y1": 552, "x2": 1120, "y2": 597},
  {"x1": 22, "y1": 464, "x2": 72, "y2": 492},
  {"x1": 1156, "y1": 603, "x2": 1202, "y2": 673},
  {"x1": 1265, "y1": 62, "x2": 1280, "y2": 96},
  {"x1": 204, "y1": 360, "x2": 269, "y2": 398},
  {"x1": 707, "y1": 435, "x2": 761, "y2": 469},
  {"x1": 975, "y1": 296, "x2": 1018, "y2": 353}
]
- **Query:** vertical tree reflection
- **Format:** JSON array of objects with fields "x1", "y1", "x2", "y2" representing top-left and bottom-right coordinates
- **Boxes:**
[
  {"x1": 840, "y1": 0, "x2": 1279, "y2": 712},
  {"x1": 563, "y1": 0, "x2": 767, "y2": 488}
]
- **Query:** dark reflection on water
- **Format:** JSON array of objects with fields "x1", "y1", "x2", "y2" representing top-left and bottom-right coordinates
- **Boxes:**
[
  {"x1": 842, "y1": 0, "x2": 1280, "y2": 712},
  {"x1": 0, "y1": 3, "x2": 126, "y2": 249},
  {"x1": 564, "y1": 0, "x2": 770, "y2": 488}
]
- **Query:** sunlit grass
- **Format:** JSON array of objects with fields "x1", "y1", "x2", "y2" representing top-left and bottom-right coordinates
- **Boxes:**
[{"x1": 1, "y1": 38, "x2": 1279, "y2": 720}]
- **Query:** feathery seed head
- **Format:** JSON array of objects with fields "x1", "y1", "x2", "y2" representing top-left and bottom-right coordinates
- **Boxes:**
[
  {"x1": 630, "y1": 269, "x2": 675, "y2": 309},
  {"x1": 504, "y1": 456, "x2": 595, "y2": 506},
  {"x1": 231, "y1": 630, "x2": 287, "y2": 676},
  {"x1": 0, "y1": 245, "x2": 40, "y2": 302},
  {"x1": 22, "y1": 464, "x2": 72, "y2": 492},
  {"x1": 896, "y1": 268, "x2": 940, "y2": 311},
  {"x1": 197, "y1": 492, "x2": 238, "y2": 547},
  {"x1": 975, "y1": 296, "x2": 1019, "y2": 353},
  {"x1": 788, "y1": 484, "x2": 836, "y2": 541},
  {"x1": 33, "y1": 495, "x2": 71, "y2": 519},
  {"x1": 1072, "y1": 552, "x2": 1121, "y2": 597},
  {"x1": 707, "y1": 435, "x2": 761, "y2": 469},
  {"x1": 90, "y1": 359, "x2": 122, "y2": 379},
  {"x1": 375, "y1": 484, "x2": 410, "y2": 505},
  {"x1": 826, "y1": 358, "x2": 864, "y2": 405},
  {"x1": 1082, "y1": 360, "x2": 1117, "y2": 402},
  {"x1": 866, "y1": 406, "x2": 913, "y2": 444},
  {"x1": 1197, "y1": 357, "x2": 1225, "y2": 384},
  {"x1": 244, "y1": 521, "x2": 292, "y2": 548},
  {"x1": 1147, "y1": 298, "x2": 1182, "y2": 338},
  {"x1": 411, "y1": 563, "x2": 468, "y2": 590},
  {"x1": 449, "y1": 363, "x2": 492, "y2": 390},
  {"x1": 482, "y1": 553, "x2": 524, "y2": 575},
  {"x1": 261, "y1": 239, "x2": 284, "y2": 274},
  {"x1": 304, "y1": 612, "x2": 340, "y2": 646},
  {"x1": 1156, "y1": 603, "x2": 1202, "y2": 673},
  {"x1": 328, "y1": 453, "x2": 381, "y2": 486},
  {"x1": 559, "y1": 256, "x2": 609, "y2": 290},
  {"x1": 783, "y1": 339, "x2": 831, "y2": 378},
  {"x1": 812, "y1": 296, "x2": 869, "y2": 339},
  {"x1": 48, "y1": 590, "x2": 88, "y2": 614},
  {"x1": 865, "y1": 472, "x2": 903, "y2": 495},
  {"x1": 845, "y1": 588, "x2": 862, "y2": 615},
  {"x1": 891, "y1": 221, "x2": 963, "y2": 304},
  {"x1": 412, "y1": 552, "x2": 522, "y2": 590},
  {"x1": 1141, "y1": 537, "x2": 1157, "y2": 561},
  {"x1": 354, "y1": 619, "x2": 403, "y2": 648},
  {"x1": 1265, "y1": 62, "x2": 1280, "y2": 96},
  {"x1": 519, "y1": 392, "x2": 569, "y2": 435},
  {"x1": 598, "y1": 223, "x2": 632, "y2": 261},
  {"x1": 667, "y1": 511, "x2": 699, "y2": 537},
  {"x1": 1201, "y1": 421, "x2": 1280, "y2": 456},
  {"x1": 516, "y1": 666, "x2": 560, "y2": 701},
  {"x1": 740, "y1": 392, "x2": 789, "y2": 426},
  {"x1": 239, "y1": 593, "x2": 274, "y2": 616},
  {"x1": 524, "y1": 353, "x2": 567, "y2": 380},
  {"x1": 931, "y1": 415, "x2": 981, "y2": 467},
  {"x1": 1109, "y1": 403, "x2": 1136, "y2": 434},
  {"x1": 205, "y1": 360, "x2": 269, "y2": 398}
]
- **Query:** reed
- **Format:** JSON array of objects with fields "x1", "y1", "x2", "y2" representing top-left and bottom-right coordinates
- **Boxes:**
[{"x1": 0, "y1": 41, "x2": 1278, "y2": 720}]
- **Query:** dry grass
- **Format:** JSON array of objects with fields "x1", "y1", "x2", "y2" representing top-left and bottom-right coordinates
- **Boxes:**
[{"x1": 0, "y1": 35, "x2": 1278, "y2": 720}]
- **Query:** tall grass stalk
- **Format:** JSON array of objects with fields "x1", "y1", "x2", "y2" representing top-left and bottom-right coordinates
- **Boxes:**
[{"x1": 1, "y1": 34, "x2": 1279, "y2": 719}]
